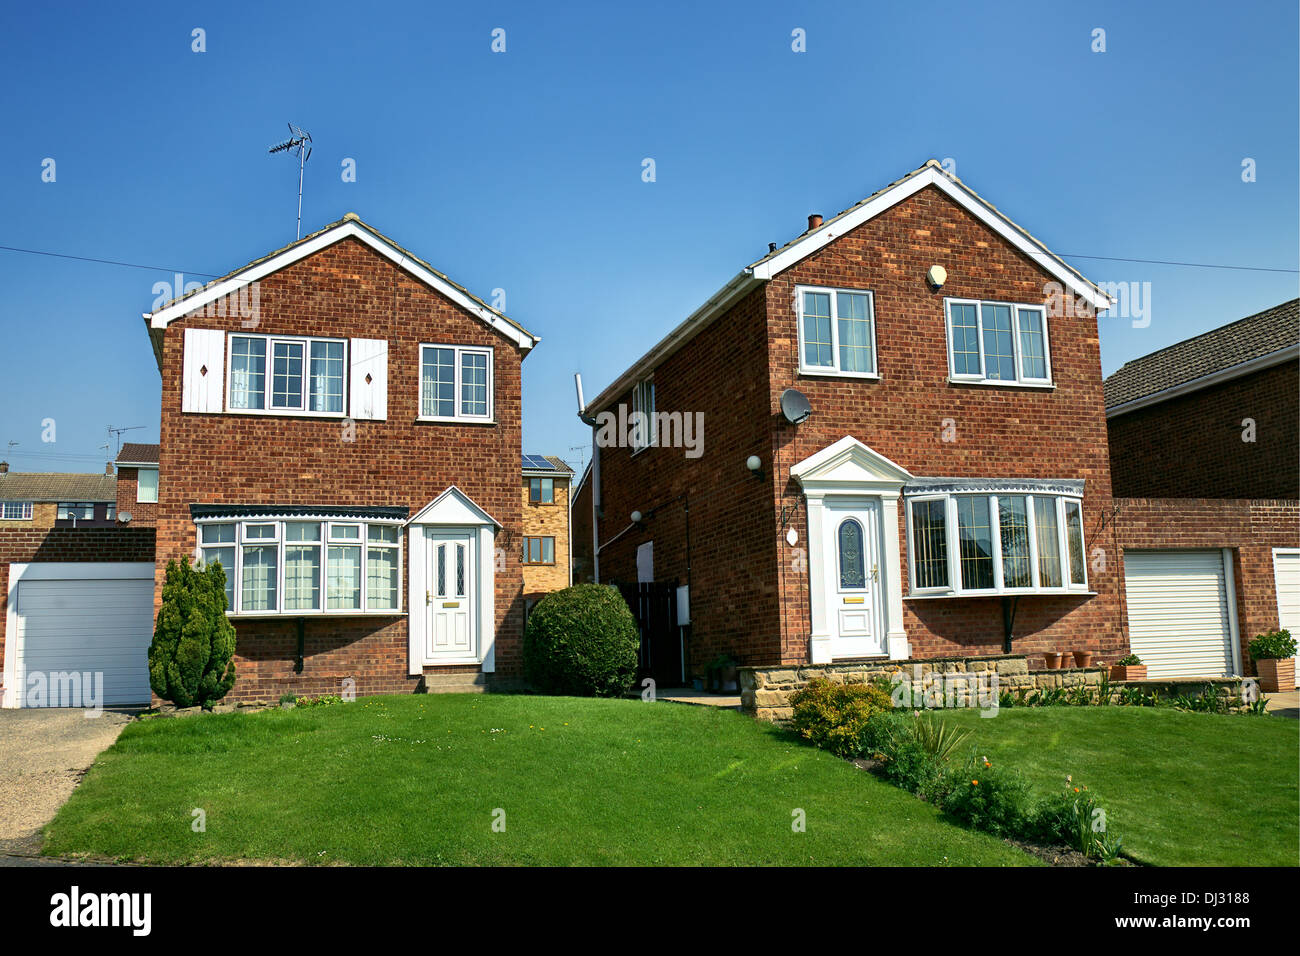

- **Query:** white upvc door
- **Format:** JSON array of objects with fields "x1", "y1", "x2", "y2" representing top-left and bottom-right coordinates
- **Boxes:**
[
  {"x1": 1272, "y1": 548, "x2": 1300, "y2": 688},
  {"x1": 426, "y1": 531, "x2": 476, "y2": 662},
  {"x1": 822, "y1": 499, "x2": 886, "y2": 659}
]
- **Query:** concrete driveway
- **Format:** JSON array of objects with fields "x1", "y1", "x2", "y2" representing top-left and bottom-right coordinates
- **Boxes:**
[{"x1": 0, "y1": 709, "x2": 135, "y2": 856}]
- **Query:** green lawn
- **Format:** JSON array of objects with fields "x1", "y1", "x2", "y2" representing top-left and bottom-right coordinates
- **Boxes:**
[
  {"x1": 44, "y1": 694, "x2": 1032, "y2": 866},
  {"x1": 943, "y1": 706, "x2": 1300, "y2": 867}
]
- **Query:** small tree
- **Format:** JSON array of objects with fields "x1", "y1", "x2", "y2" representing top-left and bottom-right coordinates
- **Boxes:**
[{"x1": 148, "y1": 557, "x2": 236, "y2": 708}]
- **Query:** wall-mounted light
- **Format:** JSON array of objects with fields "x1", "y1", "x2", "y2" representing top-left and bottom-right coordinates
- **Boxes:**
[
  {"x1": 630, "y1": 510, "x2": 643, "y2": 524},
  {"x1": 746, "y1": 455, "x2": 763, "y2": 480},
  {"x1": 926, "y1": 264, "x2": 948, "y2": 290}
]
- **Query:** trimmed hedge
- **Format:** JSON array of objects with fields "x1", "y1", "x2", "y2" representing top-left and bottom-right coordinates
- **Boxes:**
[{"x1": 523, "y1": 584, "x2": 640, "y2": 697}]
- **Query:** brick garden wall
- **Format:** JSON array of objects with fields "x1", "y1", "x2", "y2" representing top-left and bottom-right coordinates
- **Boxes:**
[
  {"x1": 155, "y1": 236, "x2": 527, "y2": 703},
  {"x1": 0, "y1": 527, "x2": 157, "y2": 689},
  {"x1": 1114, "y1": 497, "x2": 1300, "y2": 676},
  {"x1": 571, "y1": 473, "x2": 594, "y2": 584},
  {"x1": 1108, "y1": 361, "x2": 1298, "y2": 499}
]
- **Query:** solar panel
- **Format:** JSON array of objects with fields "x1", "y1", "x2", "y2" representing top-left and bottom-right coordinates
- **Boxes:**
[{"x1": 522, "y1": 455, "x2": 553, "y2": 471}]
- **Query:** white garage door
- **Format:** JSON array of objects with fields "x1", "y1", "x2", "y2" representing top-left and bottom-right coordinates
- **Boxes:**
[
  {"x1": 1124, "y1": 550, "x2": 1235, "y2": 680},
  {"x1": 1272, "y1": 549, "x2": 1300, "y2": 688},
  {"x1": 3, "y1": 563, "x2": 155, "y2": 708}
]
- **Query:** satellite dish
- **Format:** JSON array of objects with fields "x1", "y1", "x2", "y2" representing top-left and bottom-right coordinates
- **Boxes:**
[{"x1": 780, "y1": 388, "x2": 812, "y2": 425}]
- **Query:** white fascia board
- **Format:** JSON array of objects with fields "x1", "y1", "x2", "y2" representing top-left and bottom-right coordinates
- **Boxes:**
[
  {"x1": 1106, "y1": 344, "x2": 1300, "y2": 419},
  {"x1": 584, "y1": 269, "x2": 760, "y2": 415},
  {"x1": 146, "y1": 222, "x2": 538, "y2": 352},
  {"x1": 750, "y1": 167, "x2": 1112, "y2": 312}
]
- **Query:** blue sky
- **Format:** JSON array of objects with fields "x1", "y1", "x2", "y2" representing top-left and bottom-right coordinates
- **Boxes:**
[{"x1": 1, "y1": 0, "x2": 1296, "y2": 476}]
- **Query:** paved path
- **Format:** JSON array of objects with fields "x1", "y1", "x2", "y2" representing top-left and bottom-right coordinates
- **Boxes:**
[
  {"x1": 0, "y1": 709, "x2": 135, "y2": 857},
  {"x1": 657, "y1": 687, "x2": 742, "y2": 709},
  {"x1": 1264, "y1": 689, "x2": 1298, "y2": 719}
]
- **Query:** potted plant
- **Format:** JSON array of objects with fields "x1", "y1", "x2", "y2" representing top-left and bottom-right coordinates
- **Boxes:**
[
  {"x1": 1044, "y1": 651, "x2": 1062, "y2": 670},
  {"x1": 1110, "y1": 654, "x2": 1146, "y2": 681},
  {"x1": 706, "y1": 653, "x2": 740, "y2": 693},
  {"x1": 1248, "y1": 629, "x2": 1297, "y2": 693},
  {"x1": 1073, "y1": 649, "x2": 1093, "y2": 668}
]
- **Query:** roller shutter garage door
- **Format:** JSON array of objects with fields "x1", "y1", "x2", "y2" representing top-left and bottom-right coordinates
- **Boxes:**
[
  {"x1": 1123, "y1": 550, "x2": 1234, "y2": 680},
  {"x1": 5, "y1": 563, "x2": 155, "y2": 708}
]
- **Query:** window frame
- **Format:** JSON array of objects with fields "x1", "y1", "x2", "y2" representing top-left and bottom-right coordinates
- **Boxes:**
[
  {"x1": 417, "y1": 343, "x2": 495, "y2": 423},
  {"x1": 795, "y1": 285, "x2": 880, "y2": 379},
  {"x1": 224, "y1": 333, "x2": 349, "y2": 418},
  {"x1": 0, "y1": 501, "x2": 34, "y2": 521},
  {"x1": 528, "y1": 477, "x2": 555, "y2": 504},
  {"x1": 906, "y1": 492, "x2": 1088, "y2": 597},
  {"x1": 522, "y1": 536, "x2": 556, "y2": 566},
  {"x1": 136, "y1": 467, "x2": 159, "y2": 503},
  {"x1": 943, "y1": 297, "x2": 1053, "y2": 387},
  {"x1": 57, "y1": 502, "x2": 96, "y2": 521},
  {"x1": 195, "y1": 517, "x2": 405, "y2": 617},
  {"x1": 630, "y1": 377, "x2": 656, "y2": 454}
]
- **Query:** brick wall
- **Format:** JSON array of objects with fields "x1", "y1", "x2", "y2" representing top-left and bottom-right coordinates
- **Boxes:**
[
  {"x1": 0, "y1": 527, "x2": 157, "y2": 684},
  {"x1": 115, "y1": 467, "x2": 159, "y2": 526},
  {"x1": 571, "y1": 473, "x2": 594, "y2": 584},
  {"x1": 593, "y1": 184, "x2": 1126, "y2": 677},
  {"x1": 1108, "y1": 362, "x2": 1298, "y2": 499},
  {"x1": 522, "y1": 476, "x2": 570, "y2": 595},
  {"x1": 1114, "y1": 497, "x2": 1300, "y2": 675},
  {"x1": 156, "y1": 236, "x2": 527, "y2": 703}
]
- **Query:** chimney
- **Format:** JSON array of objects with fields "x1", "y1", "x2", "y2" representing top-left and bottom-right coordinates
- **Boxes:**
[
  {"x1": 105, "y1": 462, "x2": 115, "y2": 476},
  {"x1": 0, "y1": 461, "x2": 8, "y2": 474},
  {"x1": 768, "y1": 242, "x2": 777, "y2": 253},
  {"x1": 807, "y1": 213, "x2": 823, "y2": 231}
]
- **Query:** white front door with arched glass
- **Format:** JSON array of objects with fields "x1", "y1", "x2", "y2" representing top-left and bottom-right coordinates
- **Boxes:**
[
  {"x1": 822, "y1": 499, "x2": 886, "y2": 659},
  {"x1": 426, "y1": 530, "x2": 476, "y2": 662}
]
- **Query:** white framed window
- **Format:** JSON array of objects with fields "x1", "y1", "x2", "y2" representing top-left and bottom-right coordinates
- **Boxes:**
[
  {"x1": 57, "y1": 502, "x2": 96, "y2": 521},
  {"x1": 796, "y1": 286, "x2": 878, "y2": 378},
  {"x1": 419, "y1": 344, "x2": 494, "y2": 422},
  {"x1": 196, "y1": 517, "x2": 404, "y2": 616},
  {"x1": 227, "y1": 334, "x2": 348, "y2": 415},
  {"x1": 136, "y1": 468, "x2": 159, "y2": 504},
  {"x1": 944, "y1": 298, "x2": 1052, "y2": 386},
  {"x1": 1, "y1": 501, "x2": 33, "y2": 520},
  {"x1": 631, "y1": 378, "x2": 656, "y2": 452},
  {"x1": 906, "y1": 492, "x2": 1087, "y2": 596}
]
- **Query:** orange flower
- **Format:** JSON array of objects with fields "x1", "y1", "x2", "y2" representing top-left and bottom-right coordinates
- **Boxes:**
[
  {"x1": 971, "y1": 779, "x2": 979, "y2": 786},
  {"x1": 1073, "y1": 787, "x2": 1080, "y2": 793}
]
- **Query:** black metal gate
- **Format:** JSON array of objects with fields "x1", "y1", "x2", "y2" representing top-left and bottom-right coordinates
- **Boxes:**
[{"x1": 615, "y1": 580, "x2": 683, "y2": 687}]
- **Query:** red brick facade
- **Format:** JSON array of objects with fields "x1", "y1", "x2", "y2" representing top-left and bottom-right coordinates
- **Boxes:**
[
  {"x1": 154, "y1": 234, "x2": 527, "y2": 703},
  {"x1": 586, "y1": 183, "x2": 1127, "y2": 676},
  {"x1": 1113, "y1": 498, "x2": 1300, "y2": 675},
  {"x1": 115, "y1": 467, "x2": 159, "y2": 527},
  {"x1": 1108, "y1": 362, "x2": 1299, "y2": 499},
  {"x1": 0, "y1": 527, "x2": 156, "y2": 686}
]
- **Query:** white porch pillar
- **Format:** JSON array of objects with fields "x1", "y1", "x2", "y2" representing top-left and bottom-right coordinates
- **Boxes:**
[
  {"x1": 805, "y1": 492, "x2": 832, "y2": 664},
  {"x1": 879, "y1": 491, "x2": 910, "y2": 660}
]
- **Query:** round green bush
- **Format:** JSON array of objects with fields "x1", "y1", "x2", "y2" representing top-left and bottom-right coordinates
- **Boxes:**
[{"x1": 523, "y1": 584, "x2": 640, "y2": 697}]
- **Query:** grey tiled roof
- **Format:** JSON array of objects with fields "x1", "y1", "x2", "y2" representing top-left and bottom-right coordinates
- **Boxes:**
[
  {"x1": 1104, "y1": 299, "x2": 1299, "y2": 408},
  {"x1": 0, "y1": 472, "x2": 117, "y2": 502},
  {"x1": 115, "y1": 443, "x2": 159, "y2": 465}
]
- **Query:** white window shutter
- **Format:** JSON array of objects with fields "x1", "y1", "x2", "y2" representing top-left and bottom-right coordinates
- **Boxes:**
[
  {"x1": 350, "y1": 338, "x2": 388, "y2": 420},
  {"x1": 182, "y1": 328, "x2": 225, "y2": 413}
]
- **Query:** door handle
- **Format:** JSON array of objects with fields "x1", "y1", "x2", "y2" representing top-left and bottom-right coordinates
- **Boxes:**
[
  {"x1": 870, "y1": 564, "x2": 879, "y2": 582},
  {"x1": 426, "y1": 589, "x2": 431, "y2": 606}
]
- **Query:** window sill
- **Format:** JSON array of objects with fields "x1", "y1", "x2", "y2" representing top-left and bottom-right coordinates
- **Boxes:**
[
  {"x1": 905, "y1": 589, "x2": 1095, "y2": 600},
  {"x1": 222, "y1": 407, "x2": 349, "y2": 419},
  {"x1": 947, "y1": 378, "x2": 1055, "y2": 390},
  {"x1": 798, "y1": 368, "x2": 880, "y2": 381},
  {"x1": 416, "y1": 416, "x2": 496, "y2": 426},
  {"x1": 227, "y1": 610, "x2": 407, "y2": 619}
]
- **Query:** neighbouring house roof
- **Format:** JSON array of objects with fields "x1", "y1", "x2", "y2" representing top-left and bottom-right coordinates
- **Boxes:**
[
  {"x1": 190, "y1": 504, "x2": 409, "y2": 521},
  {"x1": 114, "y1": 443, "x2": 160, "y2": 466},
  {"x1": 584, "y1": 160, "x2": 1113, "y2": 416},
  {"x1": 142, "y1": 213, "x2": 539, "y2": 370},
  {"x1": 522, "y1": 454, "x2": 574, "y2": 476},
  {"x1": 1104, "y1": 298, "x2": 1300, "y2": 416},
  {"x1": 0, "y1": 472, "x2": 117, "y2": 502}
]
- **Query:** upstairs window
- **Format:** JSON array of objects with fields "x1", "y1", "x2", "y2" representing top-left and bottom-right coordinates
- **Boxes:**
[
  {"x1": 945, "y1": 299, "x2": 1051, "y2": 386},
  {"x1": 907, "y1": 492, "x2": 1087, "y2": 595},
  {"x1": 1, "y1": 501, "x2": 33, "y2": 520},
  {"x1": 136, "y1": 468, "x2": 159, "y2": 504},
  {"x1": 528, "y1": 477, "x2": 555, "y2": 504},
  {"x1": 631, "y1": 378, "x2": 656, "y2": 452},
  {"x1": 420, "y1": 344, "x2": 494, "y2": 422},
  {"x1": 228, "y1": 334, "x2": 347, "y2": 414},
  {"x1": 797, "y1": 286, "x2": 877, "y2": 377}
]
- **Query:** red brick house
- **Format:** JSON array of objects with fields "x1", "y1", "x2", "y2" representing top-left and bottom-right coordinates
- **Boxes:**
[
  {"x1": 113, "y1": 443, "x2": 160, "y2": 527},
  {"x1": 142, "y1": 213, "x2": 538, "y2": 703},
  {"x1": 576, "y1": 161, "x2": 1125, "y2": 682}
]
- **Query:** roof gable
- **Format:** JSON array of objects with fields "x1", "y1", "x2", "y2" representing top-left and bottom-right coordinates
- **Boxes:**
[
  {"x1": 790, "y1": 436, "x2": 913, "y2": 492},
  {"x1": 144, "y1": 215, "x2": 538, "y2": 352}
]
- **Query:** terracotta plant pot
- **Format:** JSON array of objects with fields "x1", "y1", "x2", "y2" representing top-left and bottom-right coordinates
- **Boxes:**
[
  {"x1": 1073, "y1": 650, "x2": 1093, "y2": 668},
  {"x1": 1255, "y1": 658, "x2": 1296, "y2": 693},
  {"x1": 1044, "y1": 652, "x2": 1062, "y2": 670},
  {"x1": 1110, "y1": 664, "x2": 1147, "y2": 682}
]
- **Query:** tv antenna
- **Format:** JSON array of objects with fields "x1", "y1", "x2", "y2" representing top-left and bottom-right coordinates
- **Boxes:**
[
  {"x1": 107, "y1": 425, "x2": 147, "y2": 459},
  {"x1": 268, "y1": 123, "x2": 313, "y2": 240}
]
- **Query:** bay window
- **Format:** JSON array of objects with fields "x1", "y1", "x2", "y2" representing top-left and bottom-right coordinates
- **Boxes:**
[
  {"x1": 196, "y1": 517, "x2": 403, "y2": 615},
  {"x1": 228, "y1": 334, "x2": 347, "y2": 414},
  {"x1": 907, "y1": 489, "x2": 1088, "y2": 595},
  {"x1": 945, "y1": 298, "x2": 1051, "y2": 385},
  {"x1": 419, "y1": 344, "x2": 494, "y2": 422}
]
